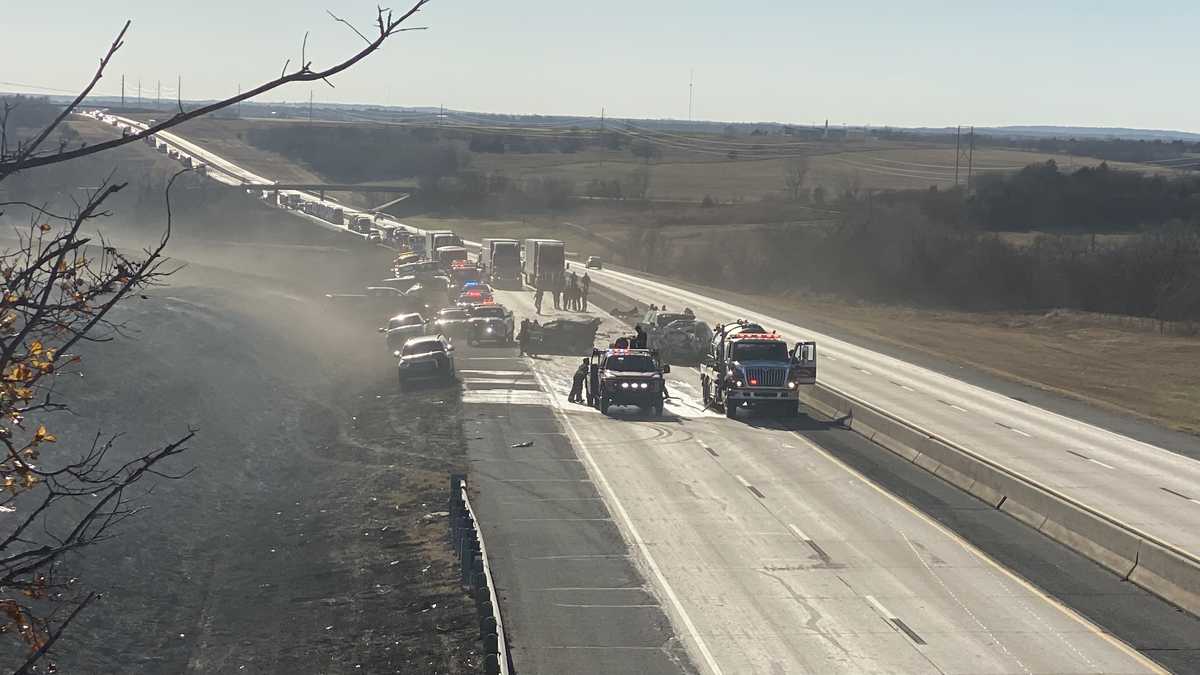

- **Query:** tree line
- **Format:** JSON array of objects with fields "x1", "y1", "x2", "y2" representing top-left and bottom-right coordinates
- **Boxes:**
[
  {"x1": 646, "y1": 196, "x2": 1200, "y2": 326},
  {"x1": 876, "y1": 161, "x2": 1200, "y2": 233}
]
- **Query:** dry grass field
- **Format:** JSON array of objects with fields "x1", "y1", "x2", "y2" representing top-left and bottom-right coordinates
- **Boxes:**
[{"x1": 115, "y1": 115, "x2": 1183, "y2": 202}]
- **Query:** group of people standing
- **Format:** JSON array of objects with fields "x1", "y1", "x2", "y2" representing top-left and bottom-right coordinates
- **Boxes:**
[{"x1": 533, "y1": 270, "x2": 591, "y2": 315}]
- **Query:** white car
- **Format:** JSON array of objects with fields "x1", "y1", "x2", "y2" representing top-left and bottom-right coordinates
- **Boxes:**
[{"x1": 381, "y1": 312, "x2": 427, "y2": 354}]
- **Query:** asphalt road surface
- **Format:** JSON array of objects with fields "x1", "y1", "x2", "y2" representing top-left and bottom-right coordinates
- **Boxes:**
[
  {"x1": 579, "y1": 265, "x2": 1200, "y2": 571},
  {"x1": 472, "y1": 285, "x2": 1196, "y2": 675}
]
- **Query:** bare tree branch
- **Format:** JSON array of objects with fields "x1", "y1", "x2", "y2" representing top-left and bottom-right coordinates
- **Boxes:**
[
  {"x1": 328, "y1": 10, "x2": 372, "y2": 44},
  {"x1": 3, "y1": 21, "x2": 131, "y2": 173},
  {"x1": 0, "y1": 0, "x2": 432, "y2": 178}
]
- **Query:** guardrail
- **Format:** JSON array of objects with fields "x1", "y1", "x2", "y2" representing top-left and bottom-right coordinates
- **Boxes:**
[
  {"x1": 449, "y1": 474, "x2": 511, "y2": 675},
  {"x1": 803, "y1": 383, "x2": 1200, "y2": 618}
]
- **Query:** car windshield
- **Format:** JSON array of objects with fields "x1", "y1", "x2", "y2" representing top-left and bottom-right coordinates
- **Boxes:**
[
  {"x1": 402, "y1": 341, "x2": 444, "y2": 356},
  {"x1": 731, "y1": 341, "x2": 789, "y2": 362},
  {"x1": 471, "y1": 306, "x2": 505, "y2": 318},
  {"x1": 438, "y1": 310, "x2": 468, "y2": 320},
  {"x1": 390, "y1": 315, "x2": 423, "y2": 328},
  {"x1": 605, "y1": 355, "x2": 657, "y2": 372}
]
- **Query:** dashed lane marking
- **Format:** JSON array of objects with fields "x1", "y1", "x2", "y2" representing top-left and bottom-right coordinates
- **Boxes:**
[
  {"x1": 995, "y1": 421, "x2": 1033, "y2": 438},
  {"x1": 1066, "y1": 449, "x2": 1116, "y2": 470},
  {"x1": 735, "y1": 474, "x2": 766, "y2": 499}
]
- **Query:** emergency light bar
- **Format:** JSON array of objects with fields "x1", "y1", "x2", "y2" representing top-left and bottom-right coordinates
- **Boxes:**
[{"x1": 733, "y1": 332, "x2": 782, "y2": 340}]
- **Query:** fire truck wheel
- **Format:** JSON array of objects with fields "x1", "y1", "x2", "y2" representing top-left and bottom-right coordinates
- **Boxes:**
[
  {"x1": 701, "y1": 378, "x2": 711, "y2": 407},
  {"x1": 600, "y1": 397, "x2": 611, "y2": 415},
  {"x1": 725, "y1": 400, "x2": 737, "y2": 419}
]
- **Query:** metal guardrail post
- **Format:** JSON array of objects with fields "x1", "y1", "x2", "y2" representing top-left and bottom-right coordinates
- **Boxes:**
[{"x1": 449, "y1": 476, "x2": 511, "y2": 675}]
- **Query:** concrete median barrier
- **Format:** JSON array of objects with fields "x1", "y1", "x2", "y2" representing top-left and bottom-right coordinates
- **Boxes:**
[
  {"x1": 802, "y1": 383, "x2": 1200, "y2": 618},
  {"x1": 1131, "y1": 540, "x2": 1200, "y2": 618}
]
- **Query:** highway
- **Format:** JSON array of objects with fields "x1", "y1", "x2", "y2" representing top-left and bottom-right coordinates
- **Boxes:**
[
  {"x1": 579, "y1": 267, "x2": 1200, "y2": 564},
  {"x1": 478, "y1": 289, "x2": 1164, "y2": 674},
  {"x1": 82, "y1": 115, "x2": 1199, "y2": 672}
]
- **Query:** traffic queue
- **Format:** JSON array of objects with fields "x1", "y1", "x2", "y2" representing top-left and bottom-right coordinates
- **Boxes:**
[{"x1": 373, "y1": 227, "x2": 818, "y2": 418}]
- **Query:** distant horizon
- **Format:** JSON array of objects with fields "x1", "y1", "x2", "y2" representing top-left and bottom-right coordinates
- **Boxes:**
[{"x1": 9, "y1": 90, "x2": 1198, "y2": 142}]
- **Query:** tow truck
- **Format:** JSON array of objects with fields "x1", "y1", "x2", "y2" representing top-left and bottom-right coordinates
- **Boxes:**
[
  {"x1": 588, "y1": 347, "x2": 670, "y2": 417},
  {"x1": 700, "y1": 320, "x2": 816, "y2": 419}
]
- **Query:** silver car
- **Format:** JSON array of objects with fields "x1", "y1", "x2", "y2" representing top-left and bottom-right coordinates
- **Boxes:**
[{"x1": 381, "y1": 312, "x2": 427, "y2": 354}]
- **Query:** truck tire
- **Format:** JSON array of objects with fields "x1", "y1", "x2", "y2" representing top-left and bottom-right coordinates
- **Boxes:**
[
  {"x1": 701, "y1": 377, "x2": 711, "y2": 407},
  {"x1": 725, "y1": 399, "x2": 737, "y2": 419},
  {"x1": 600, "y1": 397, "x2": 610, "y2": 415}
]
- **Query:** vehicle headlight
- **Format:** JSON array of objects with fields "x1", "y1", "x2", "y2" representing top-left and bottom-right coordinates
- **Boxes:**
[
  {"x1": 787, "y1": 381, "x2": 797, "y2": 389},
  {"x1": 621, "y1": 382, "x2": 630, "y2": 389},
  {"x1": 639, "y1": 382, "x2": 649, "y2": 389},
  {"x1": 736, "y1": 380, "x2": 744, "y2": 387},
  {"x1": 486, "y1": 327, "x2": 494, "y2": 333},
  {"x1": 394, "y1": 350, "x2": 402, "y2": 357}
]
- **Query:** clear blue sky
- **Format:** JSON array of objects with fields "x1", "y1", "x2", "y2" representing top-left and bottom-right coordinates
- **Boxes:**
[{"x1": 3, "y1": 1, "x2": 1198, "y2": 131}]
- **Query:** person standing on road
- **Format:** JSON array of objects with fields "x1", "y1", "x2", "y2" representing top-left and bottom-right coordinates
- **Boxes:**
[
  {"x1": 580, "y1": 273, "x2": 591, "y2": 311},
  {"x1": 552, "y1": 285, "x2": 561, "y2": 311},
  {"x1": 517, "y1": 319, "x2": 530, "y2": 356},
  {"x1": 534, "y1": 289, "x2": 544, "y2": 314},
  {"x1": 568, "y1": 358, "x2": 588, "y2": 403},
  {"x1": 632, "y1": 324, "x2": 648, "y2": 350}
]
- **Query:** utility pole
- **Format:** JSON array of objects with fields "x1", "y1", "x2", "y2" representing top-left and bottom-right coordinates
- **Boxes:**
[
  {"x1": 688, "y1": 68, "x2": 694, "y2": 122},
  {"x1": 137, "y1": 78, "x2": 142, "y2": 106},
  {"x1": 157, "y1": 80, "x2": 161, "y2": 109},
  {"x1": 600, "y1": 107, "x2": 605, "y2": 130},
  {"x1": 120, "y1": 75, "x2": 125, "y2": 106},
  {"x1": 177, "y1": 75, "x2": 182, "y2": 108},
  {"x1": 954, "y1": 126, "x2": 962, "y2": 186},
  {"x1": 237, "y1": 84, "x2": 241, "y2": 117},
  {"x1": 966, "y1": 126, "x2": 976, "y2": 192},
  {"x1": 308, "y1": 90, "x2": 313, "y2": 123}
]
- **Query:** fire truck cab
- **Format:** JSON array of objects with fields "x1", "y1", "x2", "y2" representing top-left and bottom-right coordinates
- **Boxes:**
[{"x1": 700, "y1": 320, "x2": 817, "y2": 419}]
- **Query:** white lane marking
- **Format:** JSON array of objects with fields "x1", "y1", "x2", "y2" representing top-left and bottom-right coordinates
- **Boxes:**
[
  {"x1": 864, "y1": 595, "x2": 895, "y2": 620},
  {"x1": 459, "y1": 369, "x2": 530, "y2": 376},
  {"x1": 787, "y1": 523, "x2": 811, "y2": 541},
  {"x1": 1089, "y1": 458, "x2": 1116, "y2": 470},
  {"x1": 529, "y1": 366, "x2": 726, "y2": 675},
  {"x1": 734, "y1": 474, "x2": 753, "y2": 489},
  {"x1": 824, "y1": 355, "x2": 838, "y2": 361},
  {"x1": 854, "y1": 367, "x2": 873, "y2": 375},
  {"x1": 785, "y1": 431, "x2": 1165, "y2": 674},
  {"x1": 901, "y1": 533, "x2": 1030, "y2": 673},
  {"x1": 949, "y1": 404, "x2": 968, "y2": 412},
  {"x1": 1010, "y1": 427, "x2": 1032, "y2": 438}
]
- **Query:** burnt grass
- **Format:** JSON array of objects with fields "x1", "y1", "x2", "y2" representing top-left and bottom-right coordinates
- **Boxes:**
[{"x1": 2, "y1": 240, "x2": 483, "y2": 672}]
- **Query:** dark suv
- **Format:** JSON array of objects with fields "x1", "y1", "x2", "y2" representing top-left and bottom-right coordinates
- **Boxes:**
[
  {"x1": 590, "y1": 348, "x2": 669, "y2": 416},
  {"x1": 397, "y1": 334, "x2": 456, "y2": 388}
]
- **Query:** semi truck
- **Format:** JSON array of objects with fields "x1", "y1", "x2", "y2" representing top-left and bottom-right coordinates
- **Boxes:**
[
  {"x1": 522, "y1": 239, "x2": 565, "y2": 290},
  {"x1": 435, "y1": 245, "x2": 469, "y2": 269},
  {"x1": 699, "y1": 320, "x2": 817, "y2": 419},
  {"x1": 424, "y1": 231, "x2": 463, "y2": 261},
  {"x1": 480, "y1": 238, "x2": 522, "y2": 289}
]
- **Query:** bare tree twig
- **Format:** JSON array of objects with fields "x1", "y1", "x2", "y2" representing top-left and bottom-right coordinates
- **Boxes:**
[
  {"x1": 0, "y1": 0, "x2": 432, "y2": 178},
  {"x1": 328, "y1": 10, "x2": 372, "y2": 44}
]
